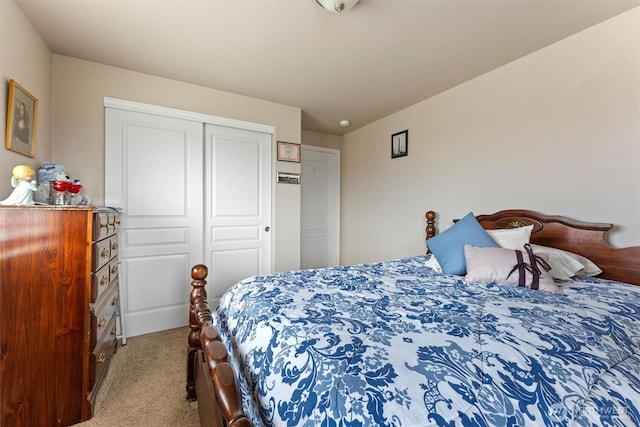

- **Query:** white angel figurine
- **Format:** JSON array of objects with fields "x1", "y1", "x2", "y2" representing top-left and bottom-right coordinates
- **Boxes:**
[{"x1": 0, "y1": 165, "x2": 38, "y2": 205}]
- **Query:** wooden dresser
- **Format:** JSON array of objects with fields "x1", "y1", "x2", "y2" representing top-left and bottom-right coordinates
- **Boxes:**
[{"x1": 0, "y1": 206, "x2": 121, "y2": 426}]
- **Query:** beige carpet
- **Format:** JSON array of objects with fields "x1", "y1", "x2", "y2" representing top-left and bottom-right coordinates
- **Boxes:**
[{"x1": 77, "y1": 326, "x2": 200, "y2": 427}]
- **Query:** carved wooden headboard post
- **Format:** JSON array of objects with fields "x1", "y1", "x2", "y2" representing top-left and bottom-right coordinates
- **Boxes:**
[{"x1": 425, "y1": 211, "x2": 436, "y2": 253}]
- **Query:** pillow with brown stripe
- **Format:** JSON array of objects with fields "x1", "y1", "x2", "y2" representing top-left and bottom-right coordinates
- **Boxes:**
[{"x1": 463, "y1": 244, "x2": 561, "y2": 293}]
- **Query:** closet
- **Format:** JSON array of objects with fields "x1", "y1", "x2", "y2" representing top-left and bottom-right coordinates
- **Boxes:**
[{"x1": 104, "y1": 98, "x2": 272, "y2": 337}]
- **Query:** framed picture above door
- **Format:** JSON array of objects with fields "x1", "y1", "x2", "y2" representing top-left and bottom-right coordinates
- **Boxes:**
[{"x1": 277, "y1": 141, "x2": 301, "y2": 162}]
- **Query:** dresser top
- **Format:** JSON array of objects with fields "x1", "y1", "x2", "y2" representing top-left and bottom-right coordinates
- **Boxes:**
[{"x1": 0, "y1": 205, "x2": 119, "y2": 213}]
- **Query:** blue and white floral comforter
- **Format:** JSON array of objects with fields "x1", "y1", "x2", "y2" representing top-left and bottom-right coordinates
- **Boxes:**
[{"x1": 211, "y1": 255, "x2": 640, "y2": 426}]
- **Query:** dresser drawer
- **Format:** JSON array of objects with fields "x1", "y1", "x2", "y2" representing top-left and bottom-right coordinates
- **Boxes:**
[
  {"x1": 91, "y1": 258, "x2": 119, "y2": 303},
  {"x1": 92, "y1": 235, "x2": 119, "y2": 272},
  {"x1": 110, "y1": 213, "x2": 120, "y2": 236},
  {"x1": 109, "y1": 235, "x2": 119, "y2": 259},
  {"x1": 92, "y1": 238, "x2": 112, "y2": 271},
  {"x1": 90, "y1": 284, "x2": 119, "y2": 350},
  {"x1": 92, "y1": 212, "x2": 116, "y2": 241},
  {"x1": 88, "y1": 317, "x2": 117, "y2": 392}
]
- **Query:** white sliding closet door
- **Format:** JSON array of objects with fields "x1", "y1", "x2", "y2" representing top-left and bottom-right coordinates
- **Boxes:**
[
  {"x1": 105, "y1": 99, "x2": 273, "y2": 337},
  {"x1": 105, "y1": 108, "x2": 204, "y2": 337},
  {"x1": 204, "y1": 124, "x2": 272, "y2": 300}
]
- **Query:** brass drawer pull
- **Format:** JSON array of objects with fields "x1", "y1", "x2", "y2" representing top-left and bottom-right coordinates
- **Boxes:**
[
  {"x1": 110, "y1": 264, "x2": 118, "y2": 276},
  {"x1": 100, "y1": 274, "x2": 109, "y2": 286},
  {"x1": 111, "y1": 241, "x2": 119, "y2": 251},
  {"x1": 98, "y1": 316, "x2": 107, "y2": 328},
  {"x1": 111, "y1": 325, "x2": 117, "y2": 336},
  {"x1": 100, "y1": 247, "x2": 110, "y2": 259},
  {"x1": 97, "y1": 352, "x2": 106, "y2": 366},
  {"x1": 112, "y1": 296, "x2": 119, "y2": 306}
]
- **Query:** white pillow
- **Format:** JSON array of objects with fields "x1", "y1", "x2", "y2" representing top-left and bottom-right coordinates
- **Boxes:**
[
  {"x1": 530, "y1": 244, "x2": 602, "y2": 280},
  {"x1": 425, "y1": 254, "x2": 442, "y2": 273},
  {"x1": 464, "y1": 245, "x2": 561, "y2": 293},
  {"x1": 486, "y1": 225, "x2": 533, "y2": 250}
]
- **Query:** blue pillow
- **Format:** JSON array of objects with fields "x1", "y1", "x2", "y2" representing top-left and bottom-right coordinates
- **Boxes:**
[{"x1": 426, "y1": 212, "x2": 499, "y2": 275}]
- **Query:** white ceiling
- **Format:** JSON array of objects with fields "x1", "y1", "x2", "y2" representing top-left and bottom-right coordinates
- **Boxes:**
[{"x1": 15, "y1": 0, "x2": 640, "y2": 135}]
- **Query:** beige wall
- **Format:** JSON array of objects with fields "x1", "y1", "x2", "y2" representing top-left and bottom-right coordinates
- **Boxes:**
[
  {"x1": 341, "y1": 8, "x2": 640, "y2": 265},
  {"x1": 3, "y1": 3, "x2": 639, "y2": 272},
  {"x1": 302, "y1": 130, "x2": 342, "y2": 150},
  {"x1": 51, "y1": 55, "x2": 302, "y2": 272},
  {"x1": 0, "y1": 0, "x2": 51, "y2": 197}
]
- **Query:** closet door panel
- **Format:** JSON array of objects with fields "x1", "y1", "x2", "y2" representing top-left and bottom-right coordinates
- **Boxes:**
[
  {"x1": 214, "y1": 136, "x2": 260, "y2": 216},
  {"x1": 205, "y1": 124, "x2": 272, "y2": 301},
  {"x1": 124, "y1": 125, "x2": 189, "y2": 216},
  {"x1": 105, "y1": 108, "x2": 203, "y2": 337}
]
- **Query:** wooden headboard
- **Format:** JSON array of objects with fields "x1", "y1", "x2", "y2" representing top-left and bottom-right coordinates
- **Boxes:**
[{"x1": 426, "y1": 209, "x2": 640, "y2": 286}]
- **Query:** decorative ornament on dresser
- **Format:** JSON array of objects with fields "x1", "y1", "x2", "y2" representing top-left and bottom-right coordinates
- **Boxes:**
[
  {"x1": 33, "y1": 162, "x2": 92, "y2": 205},
  {"x1": 33, "y1": 162, "x2": 69, "y2": 203},
  {"x1": 0, "y1": 165, "x2": 37, "y2": 205}
]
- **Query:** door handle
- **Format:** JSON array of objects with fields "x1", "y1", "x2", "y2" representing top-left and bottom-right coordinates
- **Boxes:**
[{"x1": 265, "y1": 226, "x2": 271, "y2": 232}]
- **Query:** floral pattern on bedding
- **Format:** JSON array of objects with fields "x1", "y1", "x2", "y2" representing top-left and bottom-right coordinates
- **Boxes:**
[{"x1": 211, "y1": 255, "x2": 640, "y2": 427}]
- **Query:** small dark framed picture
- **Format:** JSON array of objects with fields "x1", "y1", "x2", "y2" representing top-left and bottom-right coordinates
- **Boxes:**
[
  {"x1": 277, "y1": 141, "x2": 301, "y2": 163},
  {"x1": 5, "y1": 79, "x2": 38, "y2": 157},
  {"x1": 391, "y1": 130, "x2": 408, "y2": 159}
]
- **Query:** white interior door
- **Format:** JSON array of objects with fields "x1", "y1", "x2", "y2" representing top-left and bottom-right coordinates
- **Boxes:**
[
  {"x1": 105, "y1": 108, "x2": 203, "y2": 337},
  {"x1": 204, "y1": 124, "x2": 272, "y2": 301},
  {"x1": 301, "y1": 145, "x2": 340, "y2": 269}
]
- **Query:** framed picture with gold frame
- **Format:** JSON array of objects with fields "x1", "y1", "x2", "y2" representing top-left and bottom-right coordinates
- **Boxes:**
[
  {"x1": 277, "y1": 141, "x2": 300, "y2": 163},
  {"x1": 5, "y1": 79, "x2": 38, "y2": 157}
]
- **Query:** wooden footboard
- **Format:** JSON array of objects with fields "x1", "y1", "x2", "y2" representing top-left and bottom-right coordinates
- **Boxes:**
[{"x1": 186, "y1": 264, "x2": 254, "y2": 427}]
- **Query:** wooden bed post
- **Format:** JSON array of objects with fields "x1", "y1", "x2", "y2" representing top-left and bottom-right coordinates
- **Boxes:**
[
  {"x1": 425, "y1": 210, "x2": 436, "y2": 253},
  {"x1": 186, "y1": 264, "x2": 254, "y2": 427},
  {"x1": 187, "y1": 264, "x2": 209, "y2": 401}
]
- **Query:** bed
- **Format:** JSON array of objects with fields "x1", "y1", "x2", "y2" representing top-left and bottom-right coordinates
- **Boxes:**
[{"x1": 186, "y1": 209, "x2": 640, "y2": 427}]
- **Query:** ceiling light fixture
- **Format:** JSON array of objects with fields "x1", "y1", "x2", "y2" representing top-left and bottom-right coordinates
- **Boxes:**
[
  {"x1": 315, "y1": 0, "x2": 360, "y2": 13},
  {"x1": 339, "y1": 120, "x2": 351, "y2": 127}
]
